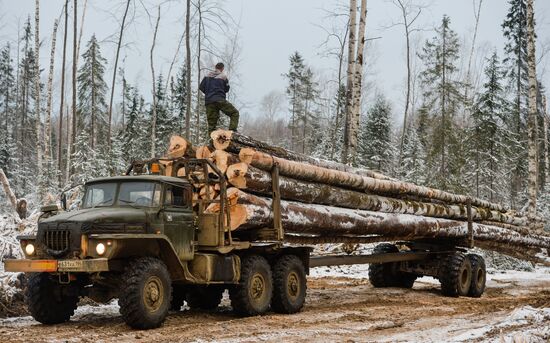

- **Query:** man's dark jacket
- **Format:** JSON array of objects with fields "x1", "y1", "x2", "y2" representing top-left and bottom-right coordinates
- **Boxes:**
[{"x1": 199, "y1": 70, "x2": 230, "y2": 104}]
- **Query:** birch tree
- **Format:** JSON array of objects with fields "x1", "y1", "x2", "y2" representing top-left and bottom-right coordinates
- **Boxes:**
[
  {"x1": 57, "y1": 0, "x2": 68, "y2": 185},
  {"x1": 184, "y1": 0, "x2": 192, "y2": 139},
  {"x1": 525, "y1": 0, "x2": 538, "y2": 223},
  {"x1": 34, "y1": 0, "x2": 42, "y2": 198},
  {"x1": 342, "y1": 0, "x2": 357, "y2": 164},
  {"x1": 150, "y1": 5, "x2": 161, "y2": 158}
]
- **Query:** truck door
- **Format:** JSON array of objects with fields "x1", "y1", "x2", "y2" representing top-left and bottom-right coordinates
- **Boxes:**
[{"x1": 162, "y1": 183, "x2": 195, "y2": 261}]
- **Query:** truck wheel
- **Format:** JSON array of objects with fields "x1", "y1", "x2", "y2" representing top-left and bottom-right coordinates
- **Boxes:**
[
  {"x1": 186, "y1": 285, "x2": 224, "y2": 310},
  {"x1": 26, "y1": 273, "x2": 79, "y2": 324},
  {"x1": 439, "y1": 253, "x2": 472, "y2": 297},
  {"x1": 170, "y1": 285, "x2": 186, "y2": 311},
  {"x1": 229, "y1": 255, "x2": 273, "y2": 316},
  {"x1": 118, "y1": 257, "x2": 172, "y2": 329},
  {"x1": 272, "y1": 255, "x2": 307, "y2": 314},
  {"x1": 368, "y1": 243, "x2": 417, "y2": 288},
  {"x1": 467, "y1": 254, "x2": 486, "y2": 298}
]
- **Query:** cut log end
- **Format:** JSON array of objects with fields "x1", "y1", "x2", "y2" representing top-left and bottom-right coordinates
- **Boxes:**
[
  {"x1": 226, "y1": 162, "x2": 249, "y2": 186},
  {"x1": 228, "y1": 175, "x2": 247, "y2": 189},
  {"x1": 211, "y1": 150, "x2": 230, "y2": 174},
  {"x1": 196, "y1": 146, "x2": 212, "y2": 159},
  {"x1": 210, "y1": 129, "x2": 234, "y2": 151},
  {"x1": 167, "y1": 135, "x2": 191, "y2": 158}
]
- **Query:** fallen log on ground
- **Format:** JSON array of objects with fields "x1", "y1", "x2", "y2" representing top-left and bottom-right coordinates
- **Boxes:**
[{"x1": 240, "y1": 148, "x2": 509, "y2": 213}]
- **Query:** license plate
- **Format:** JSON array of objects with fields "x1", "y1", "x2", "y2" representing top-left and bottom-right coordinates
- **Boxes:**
[{"x1": 58, "y1": 260, "x2": 84, "y2": 270}]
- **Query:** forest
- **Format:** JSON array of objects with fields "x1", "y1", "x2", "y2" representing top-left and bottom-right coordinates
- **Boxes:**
[{"x1": 0, "y1": 0, "x2": 549, "y2": 228}]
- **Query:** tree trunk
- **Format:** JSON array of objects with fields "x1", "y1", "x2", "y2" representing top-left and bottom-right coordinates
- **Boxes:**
[
  {"x1": 0, "y1": 168, "x2": 18, "y2": 215},
  {"x1": 45, "y1": 19, "x2": 59, "y2": 162},
  {"x1": 70, "y1": 0, "x2": 78, "y2": 175},
  {"x1": 34, "y1": 0, "x2": 42, "y2": 197},
  {"x1": 342, "y1": 0, "x2": 357, "y2": 164},
  {"x1": 150, "y1": 5, "x2": 161, "y2": 158},
  {"x1": 242, "y1": 148, "x2": 510, "y2": 212},
  {"x1": 544, "y1": 95, "x2": 549, "y2": 185},
  {"x1": 211, "y1": 129, "x2": 394, "y2": 180},
  {"x1": 349, "y1": 0, "x2": 367, "y2": 164},
  {"x1": 184, "y1": 0, "x2": 192, "y2": 139},
  {"x1": 526, "y1": 0, "x2": 538, "y2": 224},
  {"x1": 228, "y1": 164, "x2": 529, "y2": 227},
  {"x1": 214, "y1": 190, "x2": 550, "y2": 254},
  {"x1": 57, "y1": 0, "x2": 69, "y2": 186},
  {"x1": 107, "y1": 0, "x2": 131, "y2": 149}
]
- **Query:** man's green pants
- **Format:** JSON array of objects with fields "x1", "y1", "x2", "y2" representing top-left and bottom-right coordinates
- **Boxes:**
[{"x1": 206, "y1": 100, "x2": 240, "y2": 134}]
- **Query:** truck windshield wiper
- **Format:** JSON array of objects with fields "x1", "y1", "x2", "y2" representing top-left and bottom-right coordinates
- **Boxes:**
[
  {"x1": 118, "y1": 199, "x2": 141, "y2": 208},
  {"x1": 92, "y1": 198, "x2": 113, "y2": 208}
]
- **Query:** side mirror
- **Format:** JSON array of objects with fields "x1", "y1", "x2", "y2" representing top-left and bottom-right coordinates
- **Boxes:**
[{"x1": 61, "y1": 193, "x2": 67, "y2": 211}]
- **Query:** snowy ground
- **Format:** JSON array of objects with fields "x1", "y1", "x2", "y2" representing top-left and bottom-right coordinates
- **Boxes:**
[{"x1": 0, "y1": 265, "x2": 547, "y2": 343}]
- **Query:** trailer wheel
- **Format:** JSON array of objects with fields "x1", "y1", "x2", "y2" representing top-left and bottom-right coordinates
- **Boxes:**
[
  {"x1": 186, "y1": 285, "x2": 224, "y2": 310},
  {"x1": 368, "y1": 243, "x2": 417, "y2": 288},
  {"x1": 439, "y1": 253, "x2": 472, "y2": 297},
  {"x1": 467, "y1": 254, "x2": 486, "y2": 298},
  {"x1": 26, "y1": 273, "x2": 79, "y2": 324},
  {"x1": 118, "y1": 257, "x2": 172, "y2": 329},
  {"x1": 271, "y1": 255, "x2": 307, "y2": 314},
  {"x1": 229, "y1": 255, "x2": 273, "y2": 316}
]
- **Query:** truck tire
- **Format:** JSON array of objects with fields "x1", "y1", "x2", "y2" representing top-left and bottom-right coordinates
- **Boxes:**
[
  {"x1": 439, "y1": 253, "x2": 472, "y2": 297},
  {"x1": 271, "y1": 255, "x2": 307, "y2": 314},
  {"x1": 229, "y1": 255, "x2": 273, "y2": 316},
  {"x1": 368, "y1": 243, "x2": 417, "y2": 288},
  {"x1": 170, "y1": 285, "x2": 186, "y2": 311},
  {"x1": 25, "y1": 273, "x2": 79, "y2": 324},
  {"x1": 118, "y1": 257, "x2": 172, "y2": 329},
  {"x1": 186, "y1": 285, "x2": 224, "y2": 310},
  {"x1": 467, "y1": 254, "x2": 486, "y2": 298}
]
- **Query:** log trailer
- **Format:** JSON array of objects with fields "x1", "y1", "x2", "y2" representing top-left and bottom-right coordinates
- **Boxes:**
[{"x1": 4, "y1": 158, "x2": 487, "y2": 329}]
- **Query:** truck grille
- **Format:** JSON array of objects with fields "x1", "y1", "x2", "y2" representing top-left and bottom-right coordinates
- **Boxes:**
[{"x1": 44, "y1": 230, "x2": 71, "y2": 252}]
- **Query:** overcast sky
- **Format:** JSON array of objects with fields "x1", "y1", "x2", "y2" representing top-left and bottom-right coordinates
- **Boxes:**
[{"x1": 1, "y1": 0, "x2": 549, "y2": 123}]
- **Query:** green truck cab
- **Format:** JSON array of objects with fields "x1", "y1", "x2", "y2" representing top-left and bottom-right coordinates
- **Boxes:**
[{"x1": 4, "y1": 159, "x2": 310, "y2": 329}]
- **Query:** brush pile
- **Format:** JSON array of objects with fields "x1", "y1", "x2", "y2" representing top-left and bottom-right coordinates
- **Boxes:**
[{"x1": 163, "y1": 130, "x2": 550, "y2": 265}]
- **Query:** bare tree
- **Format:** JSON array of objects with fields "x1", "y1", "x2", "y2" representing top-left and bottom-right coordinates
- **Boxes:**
[
  {"x1": 463, "y1": 0, "x2": 484, "y2": 125},
  {"x1": 342, "y1": 0, "x2": 357, "y2": 164},
  {"x1": 57, "y1": 0, "x2": 69, "y2": 185},
  {"x1": 185, "y1": 0, "x2": 192, "y2": 139},
  {"x1": 150, "y1": 5, "x2": 161, "y2": 158},
  {"x1": 34, "y1": 0, "x2": 42, "y2": 195},
  {"x1": 526, "y1": 0, "x2": 538, "y2": 224},
  {"x1": 389, "y1": 0, "x2": 425, "y2": 168},
  {"x1": 544, "y1": 95, "x2": 549, "y2": 186},
  {"x1": 45, "y1": 19, "x2": 59, "y2": 162},
  {"x1": 68, "y1": 0, "x2": 78, "y2": 181},
  {"x1": 107, "y1": 0, "x2": 131, "y2": 149}
]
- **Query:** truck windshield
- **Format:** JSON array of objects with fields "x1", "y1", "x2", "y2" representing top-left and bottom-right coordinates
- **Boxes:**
[{"x1": 82, "y1": 182, "x2": 161, "y2": 208}]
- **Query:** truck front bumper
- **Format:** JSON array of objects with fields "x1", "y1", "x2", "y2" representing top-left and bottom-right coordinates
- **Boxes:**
[{"x1": 3, "y1": 258, "x2": 109, "y2": 273}]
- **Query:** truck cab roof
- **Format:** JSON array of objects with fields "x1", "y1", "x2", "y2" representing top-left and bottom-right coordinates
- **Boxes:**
[{"x1": 86, "y1": 175, "x2": 190, "y2": 185}]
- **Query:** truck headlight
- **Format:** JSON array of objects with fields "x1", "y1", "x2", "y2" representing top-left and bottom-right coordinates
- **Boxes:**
[
  {"x1": 25, "y1": 243, "x2": 35, "y2": 256},
  {"x1": 96, "y1": 243, "x2": 106, "y2": 255}
]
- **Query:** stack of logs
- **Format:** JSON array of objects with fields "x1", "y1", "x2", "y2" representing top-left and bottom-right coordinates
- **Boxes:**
[{"x1": 163, "y1": 130, "x2": 550, "y2": 265}]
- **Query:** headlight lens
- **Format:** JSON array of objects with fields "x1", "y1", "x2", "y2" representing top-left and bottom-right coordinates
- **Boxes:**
[
  {"x1": 96, "y1": 243, "x2": 106, "y2": 255},
  {"x1": 25, "y1": 243, "x2": 35, "y2": 256}
]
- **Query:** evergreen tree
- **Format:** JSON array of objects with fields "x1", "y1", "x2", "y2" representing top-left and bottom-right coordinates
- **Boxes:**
[
  {"x1": 419, "y1": 15, "x2": 463, "y2": 190},
  {"x1": 502, "y1": 0, "x2": 529, "y2": 208},
  {"x1": 469, "y1": 52, "x2": 508, "y2": 202},
  {"x1": 358, "y1": 95, "x2": 394, "y2": 172},
  {"x1": 329, "y1": 84, "x2": 346, "y2": 161},
  {"x1": 150, "y1": 74, "x2": 174, "y2": 155},
  {"x1": 284, "y1": 52, "x2": 306, "y2": 151},
  {"x1": 299, "y1": 67, "x2": 320, "y2": 155},
  {"x1": 77, "y1": 34, "x2": 108, "y2": 149},
  {"x1": 121, "y1": 81, "x2": 148, "y2": 163},
  {"x1": 171, "y1": 65, "x2": 189, "y2": 137},
  {"x1": 0, "y1": 43, "x2": 17, "y2": 187}
]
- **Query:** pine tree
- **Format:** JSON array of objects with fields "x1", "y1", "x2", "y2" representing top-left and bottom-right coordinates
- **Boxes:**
[
  {"x1": 469, "y1": 52, "x2": 508, "y2": 202},
  {"x1": 357, "y1": 95, "x2": 394, "y2": 172},
  {"x1": 77, "y1": 34, "x2": 108, "y2": 150},
  {"x1": 419, "y1": 15, "x2": 463, "y2": 190},
  {"x1": 284, "y1": 52, "x2": 306, "y2": 151},
  {"x1": 150, "y1": 74, "x2": 174, "y2": 155},
  {"x1": 299, "y1": 67, "x2": 320, "y2": 155},
  {"x1": 121, "y1": 81, "x2": 148, "y2": 164},
  {"x1": 329, "y1": 84, "x2": 346, "y2": 161},
  {"x1": 502, "y1": 0, "x2": 529, "y2": 208},
  {"x1": 0, "y1": 43, "x2": 17, "y2": 186},
  {"x1": 171, "y1": 65, "x2": 189, "y2": 137}
]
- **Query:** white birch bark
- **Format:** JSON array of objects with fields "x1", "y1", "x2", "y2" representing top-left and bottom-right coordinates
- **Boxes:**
[
  {"x1": 350, "y1": 0, "x2": 367, "y2": 163},
  {"x1": 342, "y1": 0, "x2": 357, "y2": 164},
  {"x1": 526, "y1": 0, "x2": 538, "y2": 224},
  {"x1": 45, "y1": 19, "x2": 59, "y2": 161},
  {"x1": 34, "y1": 0, "x2": 42, "y2": 192},
  {"x1": 150, "y1": 6, "x2": 161, "y2": 158}
]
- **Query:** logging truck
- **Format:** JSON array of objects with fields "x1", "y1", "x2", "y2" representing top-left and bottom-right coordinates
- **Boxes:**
[{"x1": 4, "y1": 158, "x2": 487, "y2": 330}]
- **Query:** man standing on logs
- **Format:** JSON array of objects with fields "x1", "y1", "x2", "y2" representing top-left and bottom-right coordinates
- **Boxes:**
[{"x1": 199, "y1": 62, "x2": 240, "y2": 134}]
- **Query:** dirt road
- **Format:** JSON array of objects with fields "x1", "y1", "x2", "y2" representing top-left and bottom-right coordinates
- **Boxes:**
[{"x1": 0, "y1": 267, "x2": 549, "y2": 343}]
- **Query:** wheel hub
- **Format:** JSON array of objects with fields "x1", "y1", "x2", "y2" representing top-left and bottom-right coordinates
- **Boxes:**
[
  {"x1": 250, "y1": 274, "x2": 265, "y2": 299},
  {"x1": 143, "y1": 276, "x2": 163, "y2": 313},
  {"x1": 287, "y1": 272, "x2": 299, "y2": 300}
]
